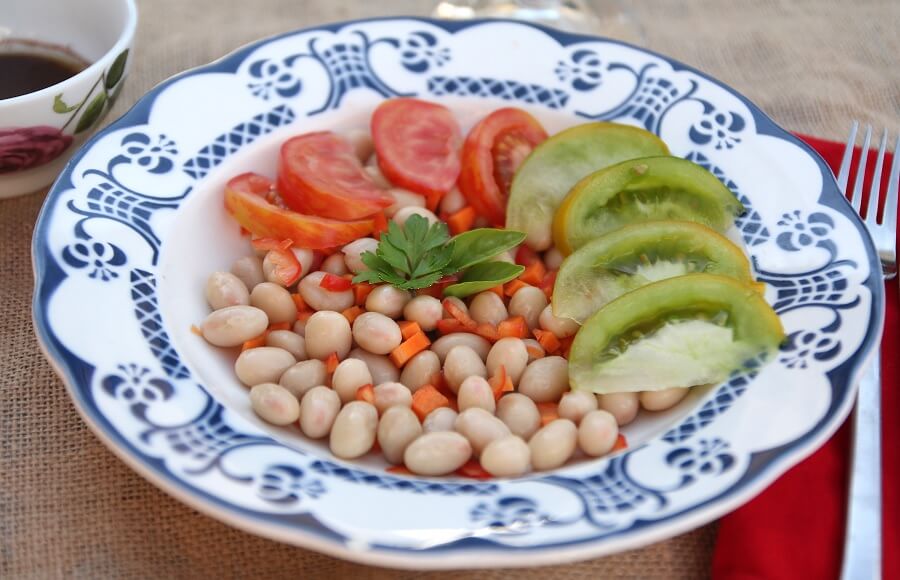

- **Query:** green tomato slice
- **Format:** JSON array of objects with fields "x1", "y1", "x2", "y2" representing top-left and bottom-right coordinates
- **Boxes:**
[
  {"x1": 553, "y1": 156, "x2": 745, "y2": 254},
  {"x1": 568, "y1": 274, "x2": 784, "y2": 394},
  {"x1": 553, "y1": 220, "x2": 760, "y2": 323},
  {"x1": 505, "y1": 122, "x2": 669, "y2": 251}
]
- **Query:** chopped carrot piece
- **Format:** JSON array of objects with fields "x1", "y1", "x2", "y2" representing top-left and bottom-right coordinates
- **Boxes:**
[
  {"x1": 436, "y1": 318, "x2": 475, "y2": 335},
  {"x1": 519, "y1": 260, "x2": 546, "y2": 286},
  {"x1": 475, "y1": 322, "x2": 500, "y2": 342},
  {"x1": 320, "y1": 272, "x2": 352, "y2": 291},
  {"x1": 268, "y1": 322, "x2": 291, "y2": 332},
  {"x1": 429, "y1": 372, "x2": 453, "y2": 399},
  {"x1": 296, "y1": 310, "x2": 314, "y2": 322},
  {"x1": 525, "y1": 344, "x2": 545, "y2": 359},
  {"x1": 190, "y1": 324, "x2": 203, "y2": 337},
  {"x1": 488, "y1": 365, "x2": 514, "y2": 400},
  {"x1": 325, "y1": 352, "x2": 341, "y2": 373},
  {"x1": 442, "y1": 298, "x2": 477, "y2": 328},
  {"x1": 613, "y1": 433, "x2": 628, "y2": 452},
  {"x1": 353, "y1": 282, "x2": 374, "y2": 306},
  {"x1": 389, "y1": 331, "x2": 431, "y2": 367},
  {"x1": 540, "y1": 269, "x2": 558, "y2": 300},
  {"x1": 455, "y1": 459, "x2": 493, "y2": 480},
  {"x1": 291, "y1": 293, "x2": 310, "y2": 312},
  {"x1": 515, "y1": 245, "x2": 541, "y2": 266},
  {"x1": 411, "y1": 384, "x2": 451, "y2": 421},
  {"x1": 488, "y1": 285, "x2": 505, "y2": 298},
  {"x1": 534, "y1": 328, "x2": 561, "y2": 354},
  {"x1": 386, "y1": 465, "x2": 414, "y2": 476},
  {"x1": 355, "y1": 383, "x2": 375, "y2": 404},
  {"x1": 537, "y1": 402, "x2": 559, "y2": 426},
  {"x1": 341, "y1": 305, "x2": 365, "y2": 324},
  {"x1": 446, "y1": 206, "x2": 477, "y2": 235},
  {"x1": 398, "y1": 320, "x2": 422, "y2": 340},
  {"x1": 241, "y1": 334, "x2": 267, "y2": 351},
  {"x1": 503, "y1": 279, "x2": 531, "y2": 297},
  {"x1": 372, "y1": 211, "x2": 389, "y2": 240},
  {"x1": 498, "y1": 316, "x2": 528, "y2": 339}
]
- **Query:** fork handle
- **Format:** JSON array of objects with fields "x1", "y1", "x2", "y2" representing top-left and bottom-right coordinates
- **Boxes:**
[{"x1": 840, "y1": 355, "x2": 882, "y2": 580}]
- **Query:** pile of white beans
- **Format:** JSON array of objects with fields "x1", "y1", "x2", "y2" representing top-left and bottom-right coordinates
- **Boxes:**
[{"x1": 199, "y1": 129, "x2": 691, "y2": 477}]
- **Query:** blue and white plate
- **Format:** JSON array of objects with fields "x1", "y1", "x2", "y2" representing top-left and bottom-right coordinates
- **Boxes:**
[{"x1": 32, "y1": 18, "x2": 883, "y2": 569}]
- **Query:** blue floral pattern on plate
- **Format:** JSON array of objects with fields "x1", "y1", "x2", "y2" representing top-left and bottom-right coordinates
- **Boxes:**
[{"x1": 31, "y1": 18, "x2": 883, "y2": 569}]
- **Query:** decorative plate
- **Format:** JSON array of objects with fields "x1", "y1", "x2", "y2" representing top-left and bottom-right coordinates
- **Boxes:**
[{"x1": 32, "y1": 18, "x2": 883, "y2": 569}]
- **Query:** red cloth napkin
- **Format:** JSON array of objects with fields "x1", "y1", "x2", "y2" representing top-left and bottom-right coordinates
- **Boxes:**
[{"x1": 712, "y1": 134, "x2": 898, "y2": 580}]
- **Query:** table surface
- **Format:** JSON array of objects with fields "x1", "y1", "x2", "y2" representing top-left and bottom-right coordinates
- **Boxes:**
[{"x1": 3, "y1": 0, "x2": 898, "y2": 578}]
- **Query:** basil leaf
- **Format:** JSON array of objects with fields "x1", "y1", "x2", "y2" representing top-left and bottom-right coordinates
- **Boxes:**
[
  {"x1": 448, "y1": 229, "x2": 526, "y2": 272},
  {"x1": 443, "y1": 262, "x2": 525, "y2": 298}
]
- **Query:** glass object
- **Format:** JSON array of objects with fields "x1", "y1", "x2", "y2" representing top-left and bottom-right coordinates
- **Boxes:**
[{"x1": 431, "y1": 0, "x2": 644, "y2": 43}]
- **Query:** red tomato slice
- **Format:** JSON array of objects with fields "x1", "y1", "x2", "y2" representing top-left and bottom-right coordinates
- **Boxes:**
[
  {"x1": 371, "y1": 98, "x2": 462, "y2": 208},
  {"x1": 224, "y1": 173, "x2": 374, "y2": 249},
  {"x1": 266, "y1": 248, "x2": 302, "y2": 286},
  {"x1": 277, "y1": 132, "x2": 393, "y2": 220},
  {"x1": 458, "y1": 108, "x2": 548, "y2": 226}
]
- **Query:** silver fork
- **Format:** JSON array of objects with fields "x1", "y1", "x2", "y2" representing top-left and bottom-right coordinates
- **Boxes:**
[{"x1": 838, "y1": 122, "x2": 898, "y2": 580}]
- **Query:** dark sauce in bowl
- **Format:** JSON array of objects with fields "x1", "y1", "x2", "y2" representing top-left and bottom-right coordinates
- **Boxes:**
[{"x1": 0, "y1": 40, "x2": 90, "y2": 100}]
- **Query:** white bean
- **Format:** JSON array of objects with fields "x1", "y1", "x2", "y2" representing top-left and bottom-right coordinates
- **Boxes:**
[
  {"x1": 457, "y1": 376, "x2": 496, "y2": 413},
  {"x1": 365, "y1": 285, "x2": 411, "y2": 319},
  {"x1": 348, "y1": 348, "x2": 399, "y2": 384},
  {"x1": 234, "y1": 347, "x2": 296, "y2": 386},
  {"x1": 230, "y1": 256, "x2": 265, "y2": 291},
  {"x1": 329, "y1": 401, "x2": 378, "y2": 459},
  {"x1": 393, "y1": 206, "x2": 438, "y2": 227},
  {"x1": 299, "y1": 271, "x2": 354, "y2": 312},
  {"x1": 443, "y1": 345, "x2": 487, "y2": 393},
  {"x1": 403, "y1": 432, "x2": 472, "y2": 476},
  {"x1": 279, "y1": 359, "x2": 328, "y2": 399},
  {"x1": 345, "y1": 128, "x2": 373, "y2": 162},
  {"x1": 321, "y1": 253, "x2": 349, "y2": 276},
  {"x1": 597, "y1": 392, "x2": 640, "y2": 426},
  {"x1": 298, "y1": 386, "x2": 341, "y2": 438},
  {"x1": 431, "y1": 333, "x2": 492, "y2": 363},
  {"x1": 331, "y1": 358, "x2": 373, "y2": 403},
  {"x1": 423, "y1": 407, "x2": 458, "y2": 433},
  {"x1": 439, "y1": 186, "x2": 466, "y2": 215},
  {"x1": 373, "y1": 382, "x2": 413, "y2": 414},
  {"x1": 250, "y1": 282, "x2": 297, "y2": 325},
  {"x1": 469, "y1": 292, "x2": 508, "y2": 326},
  {"x1": 539, "y1": 304, "x2": 579, "y2": 338},
  {"x1": 640, "y1": 387, "x2": 690, "y2": 411},
  {"x1": 529, "y1": 419, "x2": 577, "y2": 471},
  {"x1": 578, "y1": 410, "x2": 619, "y2": 457},
  {"x1": 558, "y1": 390, "x2": 598, "y2": 424},
  {"x1": 385, "y1": 188, "x2": 426, "y2": 217},
  {"x1": 342, "y1": 238, "x2": 379, "y2": 274},
  {"x1": 265, "y1": 330, "x2": 307, "y2": 360},
  {"x1": 480, "y1": 435, "x2": 531, "y2": 477},
  {"x1": 508, "y1": 286, "x2": 548, "y2": 330},
  {"x1": 486, "y1": 337, "x2": 529, "y2": 385},
  {"x1": 518, "y1": 356, "x2": 569, "y2": 403},
  {"x1": 496, "y1": 393, "x2": 541, "y2": 440},
  {"x1": 304, "y1": 310, "x2": 352, "y2": 360},
  {"x1": 249, "y1": 383, "x2": 300, "y2": 426},
  {"x1": 290, "y1": 248, "x2": 315, "y2": 278},
  {"x1": 377, "y1": 406, "x2": 422, "y2": 464},
  {"x1": 400, "y1": 350, "x2": 441, "y2": 392},
  {"x1": 543, "y1": 247, "x2": 564, "y2": 270},
  {"x1": 454, "y1": 408, "x2": 510, "y2": 456},
  {"x1": 201, "y1": 305, "x2": 268, "y2": 347},
  {"x1": 206, "y1": 272, "x2": 250, "y2": 310},
  {"x1": 403, "y1": 295, "x2": 443, "y2": 331},
  {"x1": 352, "y1": 312, "x2": 402, "y2": 355},
  {"x1": 522, "y1": 338, "x2": 545, "y2": 362}
]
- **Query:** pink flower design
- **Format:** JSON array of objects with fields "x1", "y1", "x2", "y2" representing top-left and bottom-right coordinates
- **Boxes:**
[{"x1": 0, "y1": 126, "x2": 73, "y2": 174}]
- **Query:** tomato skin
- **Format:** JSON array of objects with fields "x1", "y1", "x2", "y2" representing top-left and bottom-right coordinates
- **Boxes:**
[
  {"x1": 372, "y1": 98, "x2": 462, "y2": 205},
  {"x1": 224, "y1": 173, "x2": 374, "y2": 249},
  {"x1": 458, "y1": 108, "x2": 548, "y2": 226},
  {"x1": 278, "y1": 132, "x2": 393, "y2": 220}
]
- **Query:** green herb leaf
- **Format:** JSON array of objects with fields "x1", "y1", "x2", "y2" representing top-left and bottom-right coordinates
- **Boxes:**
[
  {"x1": 443, "y1": 262, "x2": 525, "y2": 298},
  {"x1": 448, "y1": 228, "x2": 526, "y2": 272}
]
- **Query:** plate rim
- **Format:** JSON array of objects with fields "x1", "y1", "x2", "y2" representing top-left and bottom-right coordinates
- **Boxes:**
[{"x1": 30, "y1": 15, "x2": 885, "y2": 569}]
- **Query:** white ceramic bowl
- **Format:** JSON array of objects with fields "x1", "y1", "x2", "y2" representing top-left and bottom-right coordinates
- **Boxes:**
[{"x1": 0, "y1": 0, "x2": 137, "y2": 197}]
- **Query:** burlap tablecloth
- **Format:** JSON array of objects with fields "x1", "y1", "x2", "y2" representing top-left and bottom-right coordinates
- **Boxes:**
[{"x1": 3, "y1": 0, "x2": 898, "y2": 577}]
